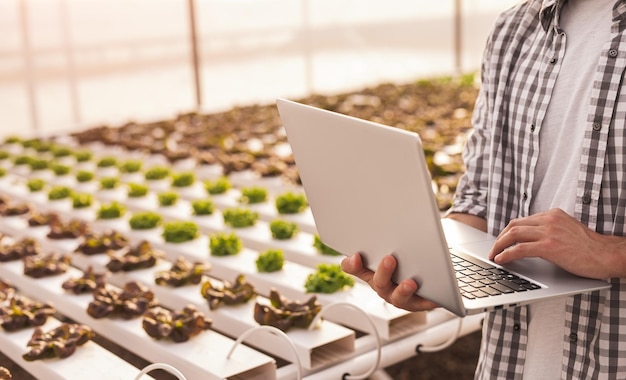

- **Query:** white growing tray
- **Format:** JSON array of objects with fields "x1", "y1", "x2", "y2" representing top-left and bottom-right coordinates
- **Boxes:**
[
  {"x1": 91, "y1": 208, "x2": 341, "y2": 269},
  {"x1": 0, "y1": 318, "x2": 154, "y2": 380},
  {"x1": 0, "y1": 205, "x2": 427, "y2": 342},
  {"x1": 0, "y1": 221, "x2": 362, "y2": 372},
  {"x1": 209, "y1": 189, "x2": 318, "y2": 235},
  {"x1": 189, "y1": 212, "x2": 344, "y2": 268},
  {"x1": 0, "y1": 261, "x2": 277, "y2": 380},
  {"x1": 140, "y1": 235, "x2": 427, "y2": 341},
  {"x1": 69, "y1": 255, "x2": 358, "y2": 371}
]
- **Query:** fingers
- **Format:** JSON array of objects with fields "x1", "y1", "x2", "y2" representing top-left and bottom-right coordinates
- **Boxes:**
[
  {"x1": 489, "y1": 226, "x2": 535, "y2": 263},
  {"x1": 488, "y1": 230, "x2": 519, "y2": 261},
  {"x1": 342, "y1": 253, "x2": 438, "y2": 312},
  {"x1": 340, "y1": 253, "x2": 396, "y2": 290},
  {"x1": 389, "y1": 279, "x2": 439, "y2": 310},
  {"x1": 489, "y1": 218, "x2": 532, "y2": 260},
  {"x1": 491, "y1": 241, "x2": 540, "y2": 264},
  {"x1": 390, "y1": 279, "x2": 417, "y2": 304},
  {"x1": 489, "y1": 212, "x2": 561, "y2": 262},
  {"x1": 341, "y1": 253, "x2": 374, "y2": 282},
  {"x1": 371, "y1": 255, "x2": 397, "y2": 291}
]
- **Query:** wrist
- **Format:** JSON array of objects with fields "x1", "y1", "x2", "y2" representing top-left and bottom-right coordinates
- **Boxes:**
[{"x1": 601, "y1": 234, "x2": 626, "y2": 279}]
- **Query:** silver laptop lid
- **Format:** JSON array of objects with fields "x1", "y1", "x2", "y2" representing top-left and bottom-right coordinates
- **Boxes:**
[{"x1": 277, "y1": 98, "x2": 466, "y2": 315}]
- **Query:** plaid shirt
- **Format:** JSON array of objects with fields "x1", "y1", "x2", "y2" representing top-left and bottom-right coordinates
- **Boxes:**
[{"x1": 448, "y1": 0, "x2": 626, "y2": 378}]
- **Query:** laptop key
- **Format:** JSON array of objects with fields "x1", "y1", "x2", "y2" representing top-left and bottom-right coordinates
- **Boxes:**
[
  {"x1": 457, "y1": 276, "x2": 474, "y2": 284},
  {"x1": 482, "y1": 286, "x2": 504, "y2": 296},
  {"x1": 497, "y1": 279, "x2": 529, "y2": 292},
  {"x1": 469, "y1": 273, "x2": 487, "y2": 281},
  {"x1": 469, "y1": 289, "x2": 490, "y2": 298},
  {"x1": 452, "y1": 252, "x2": 492, "y2": 269},
  {"x1": 490, "y1": 282, "x2": 516, "y2": 294},
  {"x1": 452, "y1": 252, "x2": 542, "y2": 297}
]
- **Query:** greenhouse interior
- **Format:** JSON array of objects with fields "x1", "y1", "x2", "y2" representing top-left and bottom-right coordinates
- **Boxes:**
[{"x1": 0, "y1": 1, "x2": 518, "y2": 379}]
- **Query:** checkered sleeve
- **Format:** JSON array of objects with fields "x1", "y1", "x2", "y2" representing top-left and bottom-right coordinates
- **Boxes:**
[{"x1": 445, "y1": 29, "x2": 493, "y2": 221}]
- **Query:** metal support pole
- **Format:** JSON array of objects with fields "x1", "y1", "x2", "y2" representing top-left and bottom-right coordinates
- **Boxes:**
[
  {"x1": 18, "y1": 0, "x2": 39, "y2": 136},
  {"x1": 301, "y1": 0, "x2": 313, "y2": 94},
  {"x1": 59, "y1": 0, "x2": 82, "y2": 126},
  {"x1": 453, "y1": 0, "x2": 462, "y2": 75},
  {"x1": 188, "y1": 0, "x2": 202, "y2": 110}
]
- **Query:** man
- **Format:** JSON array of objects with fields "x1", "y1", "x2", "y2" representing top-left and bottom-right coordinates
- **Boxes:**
[{"x1": 341, "y1": 0, "x2": 626, "y2": 378}]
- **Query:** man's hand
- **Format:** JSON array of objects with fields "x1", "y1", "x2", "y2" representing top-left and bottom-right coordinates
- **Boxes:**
[
  {"x1": 340, "y1": 253, "x2": 439, "y2": 312},
  {"x1": 489, "y1": 208, "x2": 626, "y2": 280},
  {"x1": 340, "y1": 212, "x2": 487, "y2": 312}
]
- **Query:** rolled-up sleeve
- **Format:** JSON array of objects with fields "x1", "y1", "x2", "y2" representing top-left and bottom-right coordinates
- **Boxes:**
[{"x1": 446, "y1": 39, "x2": 493, "y2": 220}]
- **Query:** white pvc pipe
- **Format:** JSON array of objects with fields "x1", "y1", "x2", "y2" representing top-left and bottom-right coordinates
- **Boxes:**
[
  {"x1": 294, "y1": 312, "x2": 484, "y2": 380},
  {"x1": 134, "y1": 363, "x2": 188, "y2": 380},
  {"x1": 228, "y1": 325, "x2": 303, "y2": 380}
]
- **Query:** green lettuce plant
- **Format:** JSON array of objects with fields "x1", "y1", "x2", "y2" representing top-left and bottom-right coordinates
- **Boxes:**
[
  {"x1": 209, "y1": 232, "x2": 242, "y2": 257},
  {"x1": 129, "y1": 211, "x2": 162, "y2": 230}
]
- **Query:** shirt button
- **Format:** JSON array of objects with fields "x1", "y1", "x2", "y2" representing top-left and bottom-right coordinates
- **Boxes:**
[
  {"x1": 569, "y1": 332, "x2": 578, "y2": 342},
  {"x1": 582, "y1": 192, "x2": 592, "y2": 204},
  {"x1": 530, "y1": 124, "x2": 536, "y2": 132},
  {"x1": 609, "y1": 48, "x2": 618, "y2": 58},
  {"x1": 523, "y1": 192, "x2": 528, "y2": 201},
  {"x1": 549, "y1": 57, "x2": 558, "y2": 64},
  {"x1": 513, "y1": 324, "x2": 521, "y2": 331},
  {"x1": 592, "y1": 122, "x2": 602, "y2": 131}
]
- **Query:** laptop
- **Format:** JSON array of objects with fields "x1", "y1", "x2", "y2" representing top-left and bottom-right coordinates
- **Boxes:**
[{"x1": 276, "y1": 98, "x2": 611, "y2": 317}]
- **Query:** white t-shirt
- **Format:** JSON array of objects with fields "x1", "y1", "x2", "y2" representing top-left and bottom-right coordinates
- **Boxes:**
[{"x1": 524, "y1": 0, "x2": 613, "y2": 379}]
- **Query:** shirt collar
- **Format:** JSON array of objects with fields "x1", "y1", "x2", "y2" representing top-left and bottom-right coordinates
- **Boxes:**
[
  {"x1": 616, "y1": 0, "x2": 626, "y2": 31},
  {"x1": 540, "y1": 0, "x2": 626, "y2": 33},
  {"x1": 539, "y1": 0, "x2": 564, "y2": 32}
]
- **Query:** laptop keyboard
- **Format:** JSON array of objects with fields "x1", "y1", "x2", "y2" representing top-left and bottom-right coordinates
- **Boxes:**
[{"x1": 451, "y1": 251, "x2": 541, "y2": 300}]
